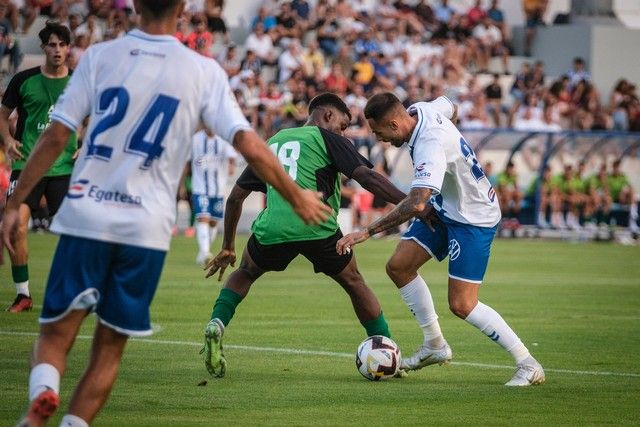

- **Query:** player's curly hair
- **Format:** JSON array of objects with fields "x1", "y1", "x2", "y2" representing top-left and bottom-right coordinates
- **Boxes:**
[
  {"x1": 308, "y1": 93, "x2": 352, "y2": 122},
  {"x1": 38, "y1": 21, "x2": 71, "y2": 45},
  {"x1": 364, "y1": 92, "x2": 403, "y2": 122}
]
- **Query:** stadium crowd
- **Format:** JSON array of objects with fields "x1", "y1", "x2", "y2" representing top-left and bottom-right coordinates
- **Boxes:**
[{"x1": 0, "y1": 0, "x2": 638, "y2": 235}]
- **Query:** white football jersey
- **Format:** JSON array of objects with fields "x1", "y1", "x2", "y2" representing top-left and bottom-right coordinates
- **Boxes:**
[
  {"x1": 408, "y1": 98, "x2": 501, "y2": 227},
  {"x1": 190, "y1": 130, "x2": 237, "y2": 197},
  {"x1": 50, "y1": 29, "x2": 252, "y2": 250}
]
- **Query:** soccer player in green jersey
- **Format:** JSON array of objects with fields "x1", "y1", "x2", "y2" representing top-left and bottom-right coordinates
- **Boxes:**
[
  {"x1": 201, "y1": 93, "x2": 407, "y2": 378},
  {"x1": 525, "y1": 165, "x2": 560, "y2": 228},
  {"x1": 589, "y1": 164, "x2": 612, "y2": 225},
  {"x1": 495, "y1": 161, "x2": 523, "y2": 228},
  {"x1": 0, "y1": 22, "x2": 76, "y2": 312},
  {"x1": 608, "y1": 160, "x2": 638, "y2": 235}
]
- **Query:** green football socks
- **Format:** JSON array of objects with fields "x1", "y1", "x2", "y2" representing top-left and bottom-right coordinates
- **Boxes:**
[
  {"x1": 210, "y1": 288, "x2": 244, "y2": 326},
  {"x1": 362, "y1": 312, "x2": 391, "y2": 338}
]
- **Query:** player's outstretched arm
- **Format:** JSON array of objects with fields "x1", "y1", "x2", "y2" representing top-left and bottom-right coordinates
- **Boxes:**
[
  {"x1": 232, "y1": 129, "x2": 331, "y2": 225},
  {"x1": 205, "y1": 184, "x2": 251, "y2": 281},
  {"x1": 351, "y1": 165, "x2": 406, "y2": 205},
  {"x1": 336, "y1": 187, "x2": 432, "y2": 255},
  {"x1": 2, "y1": 122, "x2": 71, "y2": 253}
]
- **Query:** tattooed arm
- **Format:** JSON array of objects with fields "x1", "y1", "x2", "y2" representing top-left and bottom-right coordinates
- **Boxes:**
[{"x1": 336, "y1": 187, "x2": 433, "y2": 254}]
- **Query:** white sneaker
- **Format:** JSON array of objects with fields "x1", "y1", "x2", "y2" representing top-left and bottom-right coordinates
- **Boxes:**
[
  {"x1": 400, "y1": 341, "x2": 452, "y2": 371},
  {"x1": 505, "y1": 357, "x2": 545, "y2": 386}
]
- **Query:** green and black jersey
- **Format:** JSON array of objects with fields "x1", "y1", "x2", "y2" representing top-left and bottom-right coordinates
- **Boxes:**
[
  {"x1": 237, "y1": 126, "x2": 372, "y2": 245},
  {"x1": 2, "y1": 66, "x2": 77, "y2": 176}
]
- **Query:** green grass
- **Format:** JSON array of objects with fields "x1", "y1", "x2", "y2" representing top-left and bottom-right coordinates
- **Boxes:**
[{"x1": 1, "y1": 234, "x2": 640, "y2": 425}]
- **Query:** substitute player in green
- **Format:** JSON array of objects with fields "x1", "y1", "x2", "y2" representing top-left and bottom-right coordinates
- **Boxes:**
[
  {"x1": 201, "y1": 93, "x2": 407, "y2": 378},
  {"x1": 0, "y1": 22, "x2": 76, "y2": 312},
  {"x1": 608, "y1": 160, "x2": 638, "y2": 235}
]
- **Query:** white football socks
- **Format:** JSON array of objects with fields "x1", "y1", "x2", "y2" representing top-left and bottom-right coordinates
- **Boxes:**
[
  {"x1": 60, "y1": 414, "x2": 89, "y2": 427},
  {"x1": 196, "y1": 222, "x2": 210, "y2": 255},
  {"x1": 465, "y1": 302, "x2": 531, "y2": 364},
  {"x1": 399, "y1": 275, "x2": 445, "y2": 349},
  {"x1": 16, "y1": 281, "x2": 30, "y2": 297},
  {"x1": 29, "y1": 363, "x2": 60, "y2": 402},
  {"x1": 209, "y1": 225, "x2": 218, "y2": 244}
]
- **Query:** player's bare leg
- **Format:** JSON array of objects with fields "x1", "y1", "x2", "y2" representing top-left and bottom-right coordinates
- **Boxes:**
[
  {"x1": 65, "y1": 322, "x2": 128, "y2": 425},
  {"x1": 331, "y1": 256, "x2": 389, "y2": 337},
  {"x1": 17, "y1": 309, "x2": 88, "y2": 426},
  {"x1": 448, "y1": 277, "x2": 544, "y2": 386},
  {"x1": 387, "y1": 240, "x2": 452, "y2": 370},
  {"x1": 7, "y1": 204, "x2": 33, "y2": 312},
  {"x1": 204, "y1": 248, "x2": 265, "y2": 378}
]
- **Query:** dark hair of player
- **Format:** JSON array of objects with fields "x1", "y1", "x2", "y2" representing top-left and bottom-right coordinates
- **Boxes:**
[
  {"x1": 38, "y1": 21, "x2": 71, "y2": 45},
  {"x1": 136, "y1": 0, "x2": 183, "y2": 18},
  {"x1": 308, "y1": 93, "x2": 352, "y2": 122},
  {"x1": 364, "y1": 92, "x2": 403, "y2": 122}
]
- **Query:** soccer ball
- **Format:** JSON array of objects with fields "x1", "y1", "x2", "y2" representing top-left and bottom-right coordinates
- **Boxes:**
[{"x1": 355, "y1": 335, "x2": 401, "y2": 381}]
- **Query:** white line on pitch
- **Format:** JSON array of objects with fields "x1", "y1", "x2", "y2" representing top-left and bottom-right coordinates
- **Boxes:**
[{"x1": 1, "y1": 330, "x2": 638, "y2": 379}]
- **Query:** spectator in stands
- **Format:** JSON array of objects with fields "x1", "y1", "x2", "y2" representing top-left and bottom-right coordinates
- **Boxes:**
[
  {"x1": 251, "y1": 6, "x2": 277, "y2": 32},
  {"x1": 0, "y1": 0, "x2": 18, "y2": 34},
  {"x1": 175, "y1": 15, "x2": 189, "y2": 44},
  {"x1": 527, "y1": 60, "x2": 545, "y2": 90},
  {"x1": 275, "y1": 1, "x2": 302, "y2": 45},
  {"x1": 302, "y1": 39, "x2": 324, "y2": 78},
  {"x1": 467, "y1": 0, "x2": 486, "y2": 27},
  {"x1": 218, "y1": 44, "x2": 240, "y2": 77},
  {"x1": 413, "y1": 0, "x2": 437, "y2": 32},
  {"x1": 245, "y1": 22, "x2": 276, "y2": 64},
  {"x1": 22, "y1": 0, "x2": 53, "y2": 34},
  {"x1": 352, "y1": 52, "x2": 376, "y2": 91},
  {"x1": 239, "y1": 49, "x2": 262, "y2": 76},
  {"x1": 277, "y1": 39, "x2": 304, "y2": 83},
  {"x1": 434, "y1": 0, "x2": 456, "y2": 24},
  {"x1": 291, "y1": 0, "x2": 311, "y2": 30},
  {"x1": 67, "y1": 32, "x2": 88, "y2": 70},
  {"x1": 204, "y1": 0, "x2": 229, "y2": 45},
  {"x1": 510, "y1": 62, "x2": 530, "y2": 102},
  {"x1": 324, "y1": 62, "x2": 348, "y2": 94},
  {"x1": 186, "y1": 15, "x2": 213, "y2": 56},
  {"x1": 316, "y1": 6, "x2": 340, "y2": 56},
  {"x1": 496, "y1": 161, "x2": 523, "y2": 227},
  {"x1": 609, "y1": 79, "x2": 633, "y2": 131},
  {"x1": 259, "y1": 80, "x2": 284, "y2": 137},
  {"x1": 568, "y1": 57, "x2": 591, "y2": 90},
  {"x1": 485, "y1": 73, "x2": 504, "y2": 126},
  {"x1": 354, "y1": 29, "x2": 381, "y2": 57},
  {"x1": 472, "y1": 16, "x2": 508, "y2": 74},
  {"x1": 522, "y1": 0, "x2": 547, "y2": 56},
  {"x1": 0, "y1": 4, "x2": 21, "y2": 73},
  {"x1": 75, "y1": 14, "x2": 103, "y2": 45},
  {"x1": 487, "y1": 0, "x2": 507, "y2": 38}
]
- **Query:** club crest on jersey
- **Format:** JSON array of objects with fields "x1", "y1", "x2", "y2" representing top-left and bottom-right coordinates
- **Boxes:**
[
  {"x1": 488, "y1": 187, "x2": 496, "y2": 202},
  {"x1": 448, "y1": 239, "x2": 461, "y2": 261},
  {"x1": 130, "y1": 49, "x2": 166, "y2": 58}
]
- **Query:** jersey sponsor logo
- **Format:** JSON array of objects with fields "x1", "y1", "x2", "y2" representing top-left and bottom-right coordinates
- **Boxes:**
[
  {"x1": 415, "y1": 163, "x2": 431, "y2": 178},
  {"x1": 66, "y1": 179, "x2": 89, "y2": 199},
  {"x1": 66, "y1": 179, "x2": 142, "y2": 206},
  {"x1": 130, "y1": 49, "x2": 166, "y2": 58},
  {"x1": 448, "y1": 239, "x2": 461, "y2": 261}
]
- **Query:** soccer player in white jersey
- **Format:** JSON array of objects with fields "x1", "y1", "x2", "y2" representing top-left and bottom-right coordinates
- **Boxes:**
[
  {"x1": 337, "y1": 92, "x2": 544, "y2": 386},
  {"x1": 190, "y1": 128, "x2": 237, "y2": 265},
  {"x1": 1, "y1": 1, "x2": 330, "y2": 425}
]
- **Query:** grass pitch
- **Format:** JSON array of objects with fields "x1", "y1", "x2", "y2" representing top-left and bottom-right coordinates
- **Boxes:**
[{"x1": 1, "y1": 233, "x2": 639, "y2": 425}]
